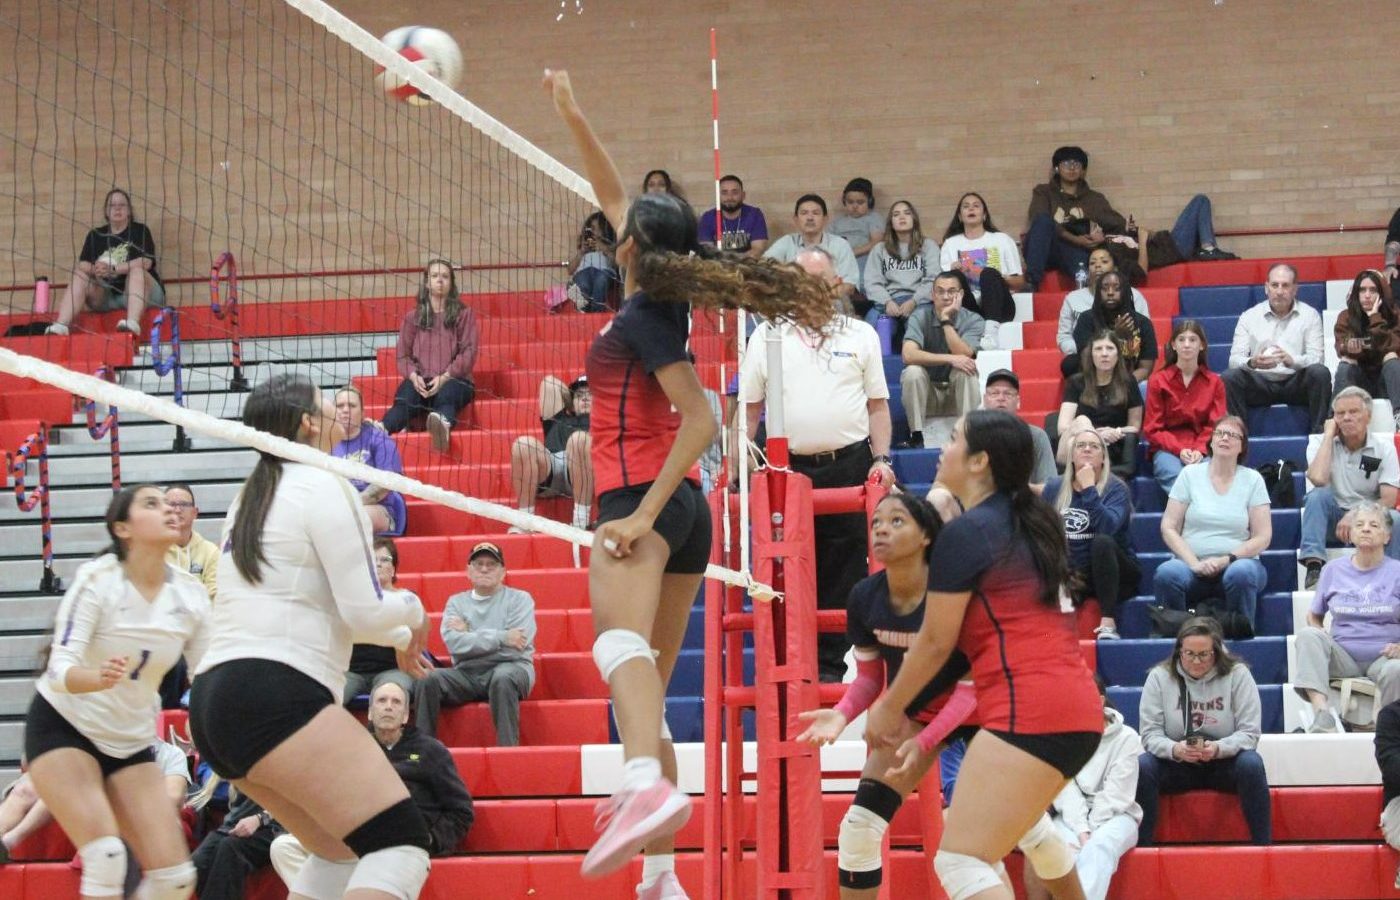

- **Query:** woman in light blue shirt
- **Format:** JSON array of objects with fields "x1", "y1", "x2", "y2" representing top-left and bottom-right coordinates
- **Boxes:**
[{"x1": 1153, "y1": 415, "x2": 1273, "y2": 626}]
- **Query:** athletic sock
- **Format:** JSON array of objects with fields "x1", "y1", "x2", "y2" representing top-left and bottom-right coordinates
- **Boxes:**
[
  {"x1": 641, "y1": 852, "x2": 676, "y2": 887},
  {"x1": 572, "y1": 503, "x2": 591, "y2": 528},
  {"x1": 621, "y1": 756, "x2": 663, "y2": 792}
]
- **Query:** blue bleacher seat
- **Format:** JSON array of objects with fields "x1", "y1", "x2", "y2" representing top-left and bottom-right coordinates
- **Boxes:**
[
  {"x1": 1098, "y1": 637, "x2": 1288, "y2": 687},
  {"x1": 1129, "y1": 509, "x2": 1300, "y2": 553},
  {"x1": 1110, "y1": 684, "x2": 1283, "y2": 733},
  {"x1": 1179, "y1": 316, "x2": 1240, "y2": 345},
  {"x1": 1136, "y1": 550, "x2": 1296, "y2": 594},
  {"x1": 1117, "y1": 593, "x2": 1295, "y2": 639},
  {"x1": 1246, "y1": 404, "x2": 1312, "y2": 438},
  {"x1": 1250, "y1": 282, "x2": 1326, "y2": 312},
  {"x1": 1245, "y1": 436, "x2": 1308, "y2": 468},
  {"x1": 1178, "y1": 286, "x2": 1255, "y2": 318},
  {"x1": 648, "y1": 698, "x2": 756, "y2": 743},
  {"x1": 892, "y1": 448, "x2": 939, "y2": 484},
  {"x1": 1206, "y1": 344, "x2": 1231, "y2": 372}
]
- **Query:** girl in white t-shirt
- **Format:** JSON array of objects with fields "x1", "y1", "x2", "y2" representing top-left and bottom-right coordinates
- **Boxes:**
[
  {"x1": 26, "y1": 484, "x2": 209, "y2": 899},
  {"x1": 939, "y1": 193, "x2": 1023, "y2": 345}
]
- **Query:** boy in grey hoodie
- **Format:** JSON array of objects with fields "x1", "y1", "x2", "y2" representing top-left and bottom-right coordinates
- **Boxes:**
[
  {"x1": 412, "y1": 541, "x2": 537, "y2": 746},
  {"x1": 1134, "y1": 618, "x2": 1270, "y2": 846}
]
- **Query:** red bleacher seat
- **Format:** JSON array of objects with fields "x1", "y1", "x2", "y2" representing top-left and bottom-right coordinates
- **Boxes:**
[
  {"x1": 452, "y1": 746, "x2": 582, "y2": 798},
  {"x1": 434, "y1": 699, "x2": 608, "y2": 747}
]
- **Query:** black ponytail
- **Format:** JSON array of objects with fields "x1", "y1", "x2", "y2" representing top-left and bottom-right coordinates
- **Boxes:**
[
  {"x1": 232, "y1": 374, "x2": 320, "y2": 584},
  {"x1": 963, "y1": 410, "x2": 1070, "y2": 607}
]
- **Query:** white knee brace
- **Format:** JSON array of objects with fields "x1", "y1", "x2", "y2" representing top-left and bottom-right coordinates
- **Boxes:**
[
  {"x1": 593, "y1": 628, "x2": 656, "y2": 682},
  {"x1": 288, "y1": 851, "x2": 357, "y2": 900},
  {"x1": 934, "y1": 849, "x2": 1004, "y2": 900},
  {"x1": 346, "y1": 845, "x2": 431, "y2": 900},
  {"x1": 78, "y1": 836, "x2": 128, "y2": 898},
  {"x1": 137, "y1": 860, "x2": 196, "y2": 900},
  {"x1": 1017, "y1": 813, "x2": 1077, "y2": 880},
  {"x1": 837, "y1": 804, "x2": 889, "y2": 878}
]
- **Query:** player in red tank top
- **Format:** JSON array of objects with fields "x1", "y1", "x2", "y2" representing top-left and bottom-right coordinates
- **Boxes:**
[
  {"x1": 543, "y1": 69, "x2": 837, "y2": 895},
  {"x1": 866, "y1": 410, "x2": 1102, "y2": 900}
]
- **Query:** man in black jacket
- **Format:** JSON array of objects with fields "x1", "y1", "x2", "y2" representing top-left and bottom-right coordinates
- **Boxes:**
[{"x1": 269, "y1": 681, "x2": 475, "y2": 884}]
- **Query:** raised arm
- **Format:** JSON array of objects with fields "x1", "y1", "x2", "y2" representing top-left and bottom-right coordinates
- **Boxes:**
[{"x1": 543, "y1": 69, "x2": 627, "y2": 233}]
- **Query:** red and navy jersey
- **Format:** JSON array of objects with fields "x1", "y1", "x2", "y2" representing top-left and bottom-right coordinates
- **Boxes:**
[
  {"x1": 928, "y1": 492, "x2": 1102, "y2": 736},
  {"x1": 586, "y1": 291, "x2": 702, "y2": 497},
  {"x1": 847, "y1": 570, "x2": 971, "y2": 721}
]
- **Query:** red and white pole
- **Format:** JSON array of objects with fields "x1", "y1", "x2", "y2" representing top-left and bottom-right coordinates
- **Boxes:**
[{"x1": 710, "y1": 27, "x2": 722, "y2": 245}]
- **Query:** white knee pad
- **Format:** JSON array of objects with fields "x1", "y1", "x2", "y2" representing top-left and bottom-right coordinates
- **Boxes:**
[
  {"x1": 138, "y1": 861, "x2": 196, "y2": 900},
  {"x1": 77, "y1": 836, "x2": 128, "y2": 898},
  {"x1": 1017, "y1": 813, "x2": 1077, "y2": 880},
  {"x1": 288, "y1": 851, "x2": 357, "y2": 900},
  {"x1": 593, "y1": 628, "x2": 656, "y2": 682},
  {"x1": 934, "y1": 849, "x2": 1004, "y2": 900},
  {"x1": 837, "y1": 804, "x2": 889, "y2": 876},
  {"x1": 346, "y1": 845, "x2": 431, "y2": 900}
]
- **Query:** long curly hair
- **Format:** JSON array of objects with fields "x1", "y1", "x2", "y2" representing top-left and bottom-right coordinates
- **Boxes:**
[{"x1": 625, "y1": 193, "x2": 835, "y2": 332}]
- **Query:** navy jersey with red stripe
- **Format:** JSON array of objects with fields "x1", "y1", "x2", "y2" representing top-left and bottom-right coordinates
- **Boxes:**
[
  {"x1": 847, "y1": 570, "x2": 972, "y2": 721},
  {"x1": 927, "y1": 492, "x2": 1102, "y2": 735},
  {"x1": 586, "y1": 291, "x2": 702, "y2": 497}
]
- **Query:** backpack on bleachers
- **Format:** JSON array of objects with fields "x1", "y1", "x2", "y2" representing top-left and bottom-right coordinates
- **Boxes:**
[{"x1": 1256, "y1": 459, "x2": 1298, "y2": 508}]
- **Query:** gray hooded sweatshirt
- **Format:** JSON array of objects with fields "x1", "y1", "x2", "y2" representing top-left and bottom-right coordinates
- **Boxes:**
[{"x1": 1139, "y1": 660, "x2": 1260, "y2": 760}]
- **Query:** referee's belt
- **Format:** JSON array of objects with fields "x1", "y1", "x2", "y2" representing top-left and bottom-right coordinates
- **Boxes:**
[{"x1": 789, "y1": 440, "x2": 869, "y2": 465}]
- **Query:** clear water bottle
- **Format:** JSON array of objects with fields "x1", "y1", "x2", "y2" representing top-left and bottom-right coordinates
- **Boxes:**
[{"x1": 1074, "y1": 260, "x2": 1089, "y2": 290}]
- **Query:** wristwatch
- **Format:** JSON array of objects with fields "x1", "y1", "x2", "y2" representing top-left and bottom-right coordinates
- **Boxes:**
[
  {"x1": 1226, "y1": 554, "x2": 1238, "y2": 565},
  {"x1": 871, "y1": 454, "x2": 893, "y2": 466}
]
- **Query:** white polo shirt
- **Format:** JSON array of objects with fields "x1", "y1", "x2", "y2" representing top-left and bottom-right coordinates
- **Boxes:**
[
  {"x1": 1307, "y1": 431, "x2": 1400, "y2": 509},
  {"x1": 738, "y1": 315, "x2": 888, "y2": 454}
]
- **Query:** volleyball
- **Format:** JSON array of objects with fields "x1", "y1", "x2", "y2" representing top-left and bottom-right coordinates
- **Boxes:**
[{"x1": 375, "y1": 26, "x2": 463, "y2": 105}]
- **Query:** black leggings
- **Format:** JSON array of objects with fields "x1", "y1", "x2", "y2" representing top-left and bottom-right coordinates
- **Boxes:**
[
  {"x1": 963, "y1": 267, "x2": 1016, "y2": 324},
  {"x1": 1079, "y1": 533, "x2": 1141, "y2": 618},
  {"x1": 382, "y1": 376, "x2": 475, "y2": 432}
]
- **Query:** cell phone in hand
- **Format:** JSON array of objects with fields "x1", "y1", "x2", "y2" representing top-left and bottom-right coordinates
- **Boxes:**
[{"x1": 1185, "y1": 735, "x2": 1204, "y2": 749}]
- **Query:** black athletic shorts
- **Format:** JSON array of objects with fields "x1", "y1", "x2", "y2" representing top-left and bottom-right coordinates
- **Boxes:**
[
  {"x1": 597, "y1": 479, "x2": 711, "y2": 575},
  {"x1": 189, "y1": 658, "x2": 334, "y2": 780},
  {"x1": 24, "y1": 693, "x2": 156, "y2": 778},
  {"x1": 988, "y1": 729, "x2": 1101, "y2": 779}
]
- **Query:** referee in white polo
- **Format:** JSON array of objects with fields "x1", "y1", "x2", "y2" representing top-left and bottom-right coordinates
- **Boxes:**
[{"x1": 739, "y1": 247, "x2": 896, "y2": 683}]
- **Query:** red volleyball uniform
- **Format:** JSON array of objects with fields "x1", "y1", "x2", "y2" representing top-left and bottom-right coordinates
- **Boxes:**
[
  {"x1": 585, "y1": 292, "x2": 702, "y2": 498},
  {"x1": 927, "y1": 492, "x2": 1102, "y2": 735}
]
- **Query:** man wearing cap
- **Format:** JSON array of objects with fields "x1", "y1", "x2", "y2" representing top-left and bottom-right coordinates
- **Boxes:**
[
  {"x1": 411, "y1": 541, "x2": 537, "y2": 746},
  {"x1": 510, "y1": 374, "x2": 592, "y2": 532}
]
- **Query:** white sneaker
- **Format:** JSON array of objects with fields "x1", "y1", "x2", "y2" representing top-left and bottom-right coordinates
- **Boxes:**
[
  {"x1": 426, "y1": 412, "x2": 451, "y2": 453},
  {"x1": 115, "y1": 318, "x2": 139, "y2": 334},
  {"x1": 567, "y1": 282, "x2": 589, "y2": 312},
  {"x1": 980, "y1": 320, "x2": 1001, "y2": 351},
  {"x1": 44, "y1": 322, "x2": 69, "y2": 336}
]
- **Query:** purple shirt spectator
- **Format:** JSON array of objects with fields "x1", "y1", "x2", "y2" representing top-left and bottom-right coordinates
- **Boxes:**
[
  {"x1": 699, "y1": 204, "x2": 768, "y2": 254},
  {"x1": 1311, "y1": 556, "x2": 1400, "y2": 664},
  {"x1": 332, "y1": 425, "x2": 408, "y2": 536}
]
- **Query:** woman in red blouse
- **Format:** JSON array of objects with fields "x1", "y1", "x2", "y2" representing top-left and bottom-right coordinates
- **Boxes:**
[
  {"x1": 1143, "y1": 320, "x2": 1226, "y2": 494},
  {"x1": 382, "y1": 259, "x2": 480, "y2": 452}
]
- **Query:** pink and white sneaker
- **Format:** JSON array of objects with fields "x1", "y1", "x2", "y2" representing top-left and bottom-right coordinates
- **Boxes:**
[
  {"x1": 580, "y1": 779, "x2": 691, "y2": 878},
  {"x1": 637, "y1": 871, "x2": 689, "y2": 899}
]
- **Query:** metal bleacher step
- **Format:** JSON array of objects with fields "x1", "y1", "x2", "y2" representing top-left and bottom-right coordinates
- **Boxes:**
[
  {"x1": 48, "y1": 421, "x2": 241, "y2": 455},
  {"x1": 132, "y1": 332, "x2": 397, "y2": 367},
  {"x1": 0, "y1": 483, "x2": 241, "y2": 523},
  {"x1": 0, "y1": 517, "x2": 222, "y2": 559},
  {"x1": 0, "y1": 677, "x2": 35, "y2": 717},
  {"x1": 15, "y1": 449, "x2": 256, "y2": 488},
  {"x1": 0, "y1": 596, "x2": 62, "y2": 630},
  {"x1": 0, "y1": 634, "x2": 49, "y2": 675},
  {"x1": 0, "y1": 722, "x2": 23, "y2": 764},
  {"x1": 118, "y1": 358, "x2": 377, "y2": 394}
]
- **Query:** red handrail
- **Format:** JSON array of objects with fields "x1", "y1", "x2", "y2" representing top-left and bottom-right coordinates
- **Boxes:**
[
  {"x1": 209, "y1": 252, "x2": 248, "y2": 391},
  {"x1": 7, "y1": 425, "x2": 60, "y2": 593}
]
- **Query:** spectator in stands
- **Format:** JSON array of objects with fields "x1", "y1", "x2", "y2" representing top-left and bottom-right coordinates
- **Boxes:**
[
  {"x1": 46, "y1": 188, "x2": 166, "y2": 336},
  {"x1": 698, "y1": 174, "x2": 768, "y2": 257},
  {"x1": 642, "y1": 169, "x2": 684, "y2": 199},
  {"x1": 1333, "y1": 269, "x2": 1400, "y2": 409},
  {"x1": 163, "y1": 484, "x2": 217, "y2": 599},
  {"x1": 1383, "y1": 205, "x2": 1400, "y2": 286},
  {"x1": 191, "y1": 783, "x2": 280, "y2": 900},
  {"x1": 412, "y1": 541, "x2": 536, "y2": 745},
  {"x1": 270, "y1": 681, "x2": 474, "y2": 883},
  {"x1": 1056, "y1": 248, "x2": 1150, "y2": 365},
  {"x1": 0, "y1": 769, "x2": 52, "y2": 864},
  {"x1": 740, "y1": 248, "x2": 895, "y2": 681},
  {"x1": 1024, "y1": 678, "x2": 1141, "y2": 900},
  {"x1": 1153, "y1": 416, "x2": 1272, "y2": 627},
  {"x1": 829, "y1": 177, "x2": 885, "y2": 280},
  {"x1": 1053, "y1": 331, "x2": 1141, "y2": 478},
  {"x1": 384, "y1": 258, "x2": 480, "y2": 453},
  {"x1": 1066, "y1": 271, "x2": 1158, "y2": 382},
  {"x1": 1024, "y1": 146, "x2": 1235, "y2": 290},
  {"x1": 1376, "y1": 698, "x2": 1400, "y2": 888},
  {"x1": 510, "y1": 375, "x2": 593, "y2": 531},
  {"x1": 763, "y1": 194, "x2": 861, "y2": 303},
  {"x1": 1299, "y1": 386, "x2": 1400, "y2": 590},
  {"x1": 1143, "y1": 320, "x2": 1227, "y2": 494},
  {"x1": 343, "y1": 537, "x2": 418, "y2": 704},
  {"x1": 567, "y1": 211, "x2": 620, "y2": 312},
  {"x1": 861, "y1": 200, "x2": 938, "y2": 344},
  {"x1": 332, "y1": 386, "x2": 407, "y2": 536},
  {"x1": 1043, "y1": 428, "x2": 1137, "y2": 641},
  {"x1": 939, "y1": 191, "x2": 1022, "y2": 332},
  {"x1": 1294, "y1": 501, "x2": 1400, "y2": 733},
  {"x1": 1135, "y1": 617, "x2": 1269, "y2": 846},
  {"x1": 1223, "y1": 263, "x2": 1330, "y2": 434},
  {"x1": 898, "y1": 270, "x2": 984, "y2": 449}
]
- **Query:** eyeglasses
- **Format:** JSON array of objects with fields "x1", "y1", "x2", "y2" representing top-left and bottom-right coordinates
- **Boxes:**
[
  {"x1": 1214, "y1": 429, "x2": 1243, "y2": 441},
  {"x1": 166, "y1": 501, "x2": 194, "y2": 510},
  {"x1": 1057, "y1": 160, "x2": 1084, "y2": 170},
  {"x1": 1181, "y1": 649, "x2": 1215, "y2": 662}
]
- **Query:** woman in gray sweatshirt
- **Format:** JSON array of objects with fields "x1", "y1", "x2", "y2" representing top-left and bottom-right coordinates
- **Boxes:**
[
  {"x1": 861, "y1": 200, "x2": 939, "y2": 346},
  {"x1": 1135, "y1": 617, "x2": 1270, "y2": 846}
]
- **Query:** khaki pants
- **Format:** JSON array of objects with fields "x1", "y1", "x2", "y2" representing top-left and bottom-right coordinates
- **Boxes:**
[{"x1": 899, "y1": 365, "x2": 980, "y2": 434}]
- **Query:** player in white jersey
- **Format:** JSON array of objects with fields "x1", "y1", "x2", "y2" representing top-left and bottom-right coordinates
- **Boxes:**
[
  {"x1": 188, "y1": 373, "x2": 434, "y2": 900},
  {"x1": 24, "y1": 484, "x2": 209, "y2": 900}
]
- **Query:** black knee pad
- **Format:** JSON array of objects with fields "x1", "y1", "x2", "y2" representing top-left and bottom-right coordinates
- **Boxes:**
[
  {"x1": 344, "y1": 798, "x2": 431, "y2": 857},
  {"x1": 853, "y1": 777, "x2": 903, "y2": 822}
]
